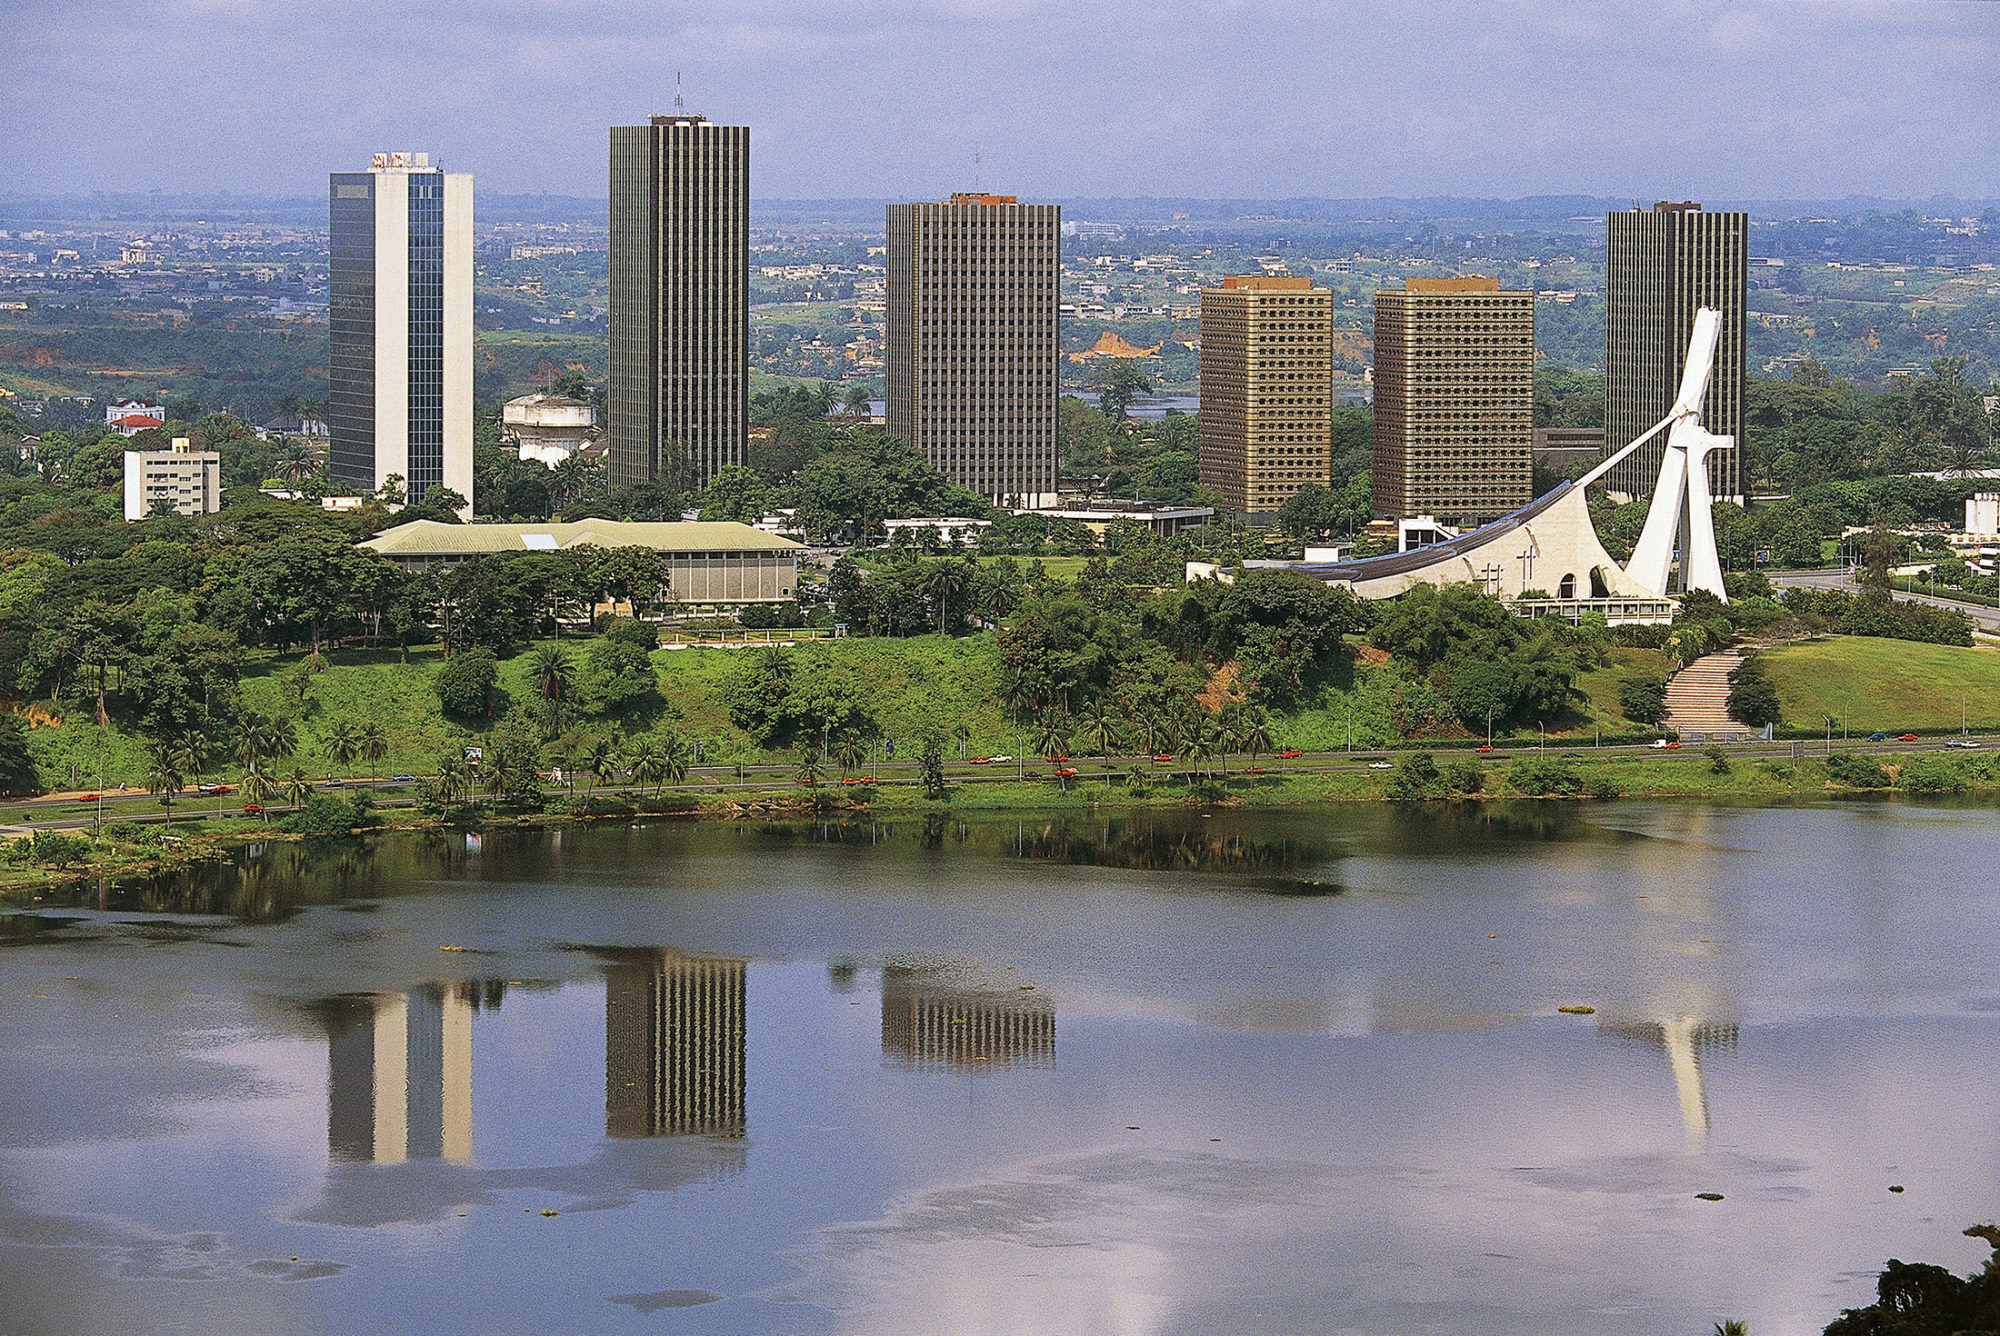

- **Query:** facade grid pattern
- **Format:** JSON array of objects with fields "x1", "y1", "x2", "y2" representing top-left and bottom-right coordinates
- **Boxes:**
[
  {"x1": 1605, "y1": 204, "x2": 1746, "y2": 502},
  {"x1": 607, "y1": 117, "x2": 749, "y2": 490},
  {"x1": 885, "y1": 195, "x2": 1060, "y2": 506},
  {"x1": 405, "y1": 177, "x2": 445, "y2": 499},
  {"x1": 327, "y1": 174, "x2": 376, "y2": 488},
  {"x1": 1196, "y1": 276, "x2": 1334, "y2": 514},
  {"x1": 606, "y1": 952, "x2": 747, "y2": 1138},
  {"x1": 1371, "y1": 278, "x2": 1535, "y2": 526}
]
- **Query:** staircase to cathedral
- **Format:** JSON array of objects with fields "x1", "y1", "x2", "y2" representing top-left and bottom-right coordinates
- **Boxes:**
[{"x1": 1664, "y1": 651, "x2": 1744, "y2": 740}]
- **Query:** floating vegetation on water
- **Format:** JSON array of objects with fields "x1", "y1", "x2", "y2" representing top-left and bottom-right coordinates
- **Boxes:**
[{"x1": 1558, "y1": 1005, "x2": 1597, "y2": 1015}]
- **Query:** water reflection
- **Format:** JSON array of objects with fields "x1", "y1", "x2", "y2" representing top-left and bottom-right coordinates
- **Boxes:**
[
  {"x1": 604, "y1": 949, "x2": 748, "y2": 1140},
  {"x1": 881, "y1": 965, "x2": 1055, "y2": 1072},
  {"x1": 1601, "y1": 1017, "x2": 1740, "y2": 1144},
  {"x1": 314, "y1": 984, "x2": 491, "y2": 1164}
]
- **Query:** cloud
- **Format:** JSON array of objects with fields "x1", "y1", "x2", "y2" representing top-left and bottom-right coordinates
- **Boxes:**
[{"x1": 3, "y1": 0, "x2": 1997, "y2": 198}]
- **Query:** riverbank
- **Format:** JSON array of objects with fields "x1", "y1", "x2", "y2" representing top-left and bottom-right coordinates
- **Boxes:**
[{"x1": 7, "y1": 746, "x2": 1997, "y2": 904}]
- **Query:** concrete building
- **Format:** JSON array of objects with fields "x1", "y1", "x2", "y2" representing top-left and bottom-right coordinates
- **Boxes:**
[
  {"x1": 123, "y1": 436, "x2": 220, "y2": 520},
  {"x1": 607, "y1": 112, "x2": 749, "y2": 490},
  {"x1": 1197, "y1": 276, "x2": 1334, "y2": 514},
  {"x1": 327, "y1": 152, "x2": 474, "y2": 513},
  {"x1": 606, "y1": 950, "x2": 746, "y2": 1138},
  {"x1": 502, "y1": 391, "x2": 598, "y2": 467},
  {"x1": 1011, "y1": 499, "x2": 1215, "y2": 537},
  {"x1": 886, "y1": 193, "x2": 1060, "y2": 507},
  {"x1": 359, "y1": 518, "x2": 799, "y2": 605},
  {"x1": 1534, "y1": 426, "x2": 1607, "y2": 475},
  {"x1": 1606, "y1": 202, "x2": 1746, "y2": 503},
  {"x1": 1371, "y1": 277, "x2": 1534, "y2": 526},
  {"x1": 106, "y1": 399, "x2": 164, "y2": 437},
  {"x1": 1967, "y1": 493, "x2": 1999, "y2": 538}
]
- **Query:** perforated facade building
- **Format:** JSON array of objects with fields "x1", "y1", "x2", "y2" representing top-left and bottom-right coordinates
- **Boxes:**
[
  {"x1": 1371, "y1": 277, "x2": 1534, "y2": 525},
  {"x1": 1197, "y1": 276, "x2": 1334, "y2": 514}
]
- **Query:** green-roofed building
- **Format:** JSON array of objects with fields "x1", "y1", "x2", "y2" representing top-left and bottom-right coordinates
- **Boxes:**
[{"x1": 360, "y1": 518, "x2": 800, "y2": 604}]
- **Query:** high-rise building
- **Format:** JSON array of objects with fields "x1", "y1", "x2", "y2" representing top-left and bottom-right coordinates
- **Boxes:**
[
  {"x1": 605, "y1": 950, "x2": 746, "y2": 1138},
  {"x1": 1605, "y1": 202, "x2": 1746, "y2": 503},
  {"x1": 885, "y1": 193, "x2": 1060, "y2": 506},
  {"x1": 1196, "y1": 276, "x2": 1334, "y2": 514},
  {"x1": 607, "y1": 113, "x2": 749, "y2": 490},
  {"x1": 328, "y1": 152, "x2": 474, "y2": 511},
  {"x1": 1370, "y1": 277, "x2": 1535, "y2": 526}
]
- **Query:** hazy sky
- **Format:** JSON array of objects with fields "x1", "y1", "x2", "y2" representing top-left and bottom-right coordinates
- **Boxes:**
[{"x1": 6, "y1": 0, "x2": 1999, "y2": 201}]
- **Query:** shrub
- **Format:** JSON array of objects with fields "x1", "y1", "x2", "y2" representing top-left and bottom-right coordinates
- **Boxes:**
[
  {"x1": 1705, "y1": 746, "x2": 1731, "y2": 775},
  {"x1": 1897, "y1": 756, "x2": 1974, "y2": 794},
  {"x1": 30, "y1": 829, "x2": 91, "y2": 868},
  {"x1": 1618, "y1": 675, "x2": 1669, "y2": 726},
  {"x1": 1726, "y1": 656, "x2": 1782, "y2": 729},
  {"x1": 1824, "y1": 752, "x2": 1891, "y2": 788},
  {"x1": 1583, "y1": 775, "x2": 1623, "y2": 800},
  {"x1": 1506, "y1": 757, "x2": 1583, "y2": 797},
  {"x1": 1386, "y1": 752, "x2": 1441, "y2": 800},
  {"x1": 280, "y1": 793, "x2": 371, "y2": 835},
  {"x1": 1439, "y1": 759, "x2": 1486, "y2": 796},
  {"x1": 436, "y1": 648, "x2": 500, "y2": 719}
]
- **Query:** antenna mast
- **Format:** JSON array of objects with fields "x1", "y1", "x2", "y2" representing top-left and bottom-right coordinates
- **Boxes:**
[{"x1": 674, "y1": 71, "x2": 684, "y2": 112}]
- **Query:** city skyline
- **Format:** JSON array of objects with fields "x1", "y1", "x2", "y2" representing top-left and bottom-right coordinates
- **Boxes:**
[{"x1": 9, "y1": 2, "x2": 2000, "y2": 201}]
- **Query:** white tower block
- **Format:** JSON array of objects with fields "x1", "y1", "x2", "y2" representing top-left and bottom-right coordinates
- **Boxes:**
[{"x1": 1625, "y1": 308, "x2": 1730, "y2": 600}]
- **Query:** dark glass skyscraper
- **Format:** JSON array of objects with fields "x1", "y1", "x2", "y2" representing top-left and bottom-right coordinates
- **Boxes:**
[
  {"x1": 1605, "y1": 203, "x2": 1746, "y2": 503},
  {"x1": 885, "y1": 194, "x2": 1061, "y2": 506},
  {"x1": 327, "y1": 152, "x2": 473, "y2": 511},
  {"x1": 607, "y1": 114, "x2": 749, "y2": 490}
]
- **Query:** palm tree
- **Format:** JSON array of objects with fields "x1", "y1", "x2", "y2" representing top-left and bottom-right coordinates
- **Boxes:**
[
  {"x1": 146, "y1": 748, "x2": 184, "y2": 811},
  {"x1": 432, "y1": 754, "x2": 469, "y2": 808},
  {"x1": 1136, "y1": 715, "x2": 1172, "y2": 774},
  {"x1": 953, "y1": 721, "x2": 973, "y2": 759},
  {"x1": 326, "y1": 720, "x2": 362, "y2": 779},
  {"x1": 275, "y1": 437, "x2": 322, "y2": 485},
  {"x1": 657, "y1": 730, "x2": 691, "y2": 792},
  {"x1": 1184, "y1": 718, "x2": 1218, "y2": 782},
  {"x1": 358, "y1": 721, "x2": 388, "y2": 782},
  {"x1": 531, "y1": 644, "x2": 573, "y2": 702},
  {"x1": 236, "y1": 717, "x2": 274, "y2": 776},
  {"x1": 582, "y1": 736, "x2": 619, "y2": 795},
  {"x1": 1080, "y1": 705, "x2": 1122, "y2": 785},
  {"x1": 1715, "y1": 1323, "x2": 1748, "y2": 1336},
  {"x1": 622, "y1": 736, "x2": 665, "y2": 794},
  {"x1": 283, "y1": 766, "x2": 312, "y2": 811},
  {"x1": 794, "y1": 746, "x2": 825, "y2": 786},
  {"x1": 267, "y1": 716, "x2": 299, "y2": 765},
  {"x1": 921, "y1": 560, "x2": 971, "y2": 635},
  {"x1": 831, "y1": 732, "x2": 867, "y2": 776},
  {"x1": 1239, "y1": 710, "x2": 1274, "y2": 766},
  {"x1": 241, "y1": 769, "x2": 275, "y2": 821},
  {"x1": 1034, "y1": 710, "x2": 1071, "y2": 762}
]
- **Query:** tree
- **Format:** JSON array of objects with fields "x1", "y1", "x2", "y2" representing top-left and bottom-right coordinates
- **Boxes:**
[
  {"x1": 622, "y1": 736, "x2": 664, "y2": 793},
  {"x1": 358, "y1": 721, "x2": 388, "y2": 781},
  {"x1": 920, "y1": 559, "x2": 971, "y2": 635},
  {"x1": 794, "y1": 745, "x2": 825, "y2": 786},
  {"x1": 1091, "y1": 361, "x2": 1153, "y2": 423},
  {"x1": 1726, "y1": 656, "x2": 1783, "y2": 730},
  {"x1": 327, "y1": 720, "x2": 363, "y2": 777},
  {"x1": 531, "y1": 645, "x2": 573, "y2": 703},
  {"x1": 241, "y1": 769, "x2": 275, "y2": 820},
  {"x1": 0, "y1": 714, "x2": 35, "y2": 794},
  {"x1": 1035, "y1": 710, "x2": 1072, "y2": 761},
  {"x1": 1617, "y1": 675, "x2": 1669, "y2": 727},
  {"x1": 146, "y1": 744, "x2": 185, "y2": 810},
  {"x1": 436, "y1": 648, "x2": 500, "y2": 719},
  {"x1": 831, "y1": 732, "x2": 867, "y2": 776},
  {"x1": 917, "y1": 732, "x2": 947, "y2": 799},
  {"x1": 283, "y1": 766, "x2": 312, "y2": 810},
  {"x1": 582, "y1": 736, "x2": 619, "y2": 795}
]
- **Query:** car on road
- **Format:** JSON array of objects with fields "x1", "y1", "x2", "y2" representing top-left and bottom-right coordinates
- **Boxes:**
[
  {"x1": 1245, "y1": 766, "x2": 1267, "y2": 774},
  {"x1": 391, "y1": 774, "x2": 415, "y2": 783},
  {"x1": 197, "y1": 783, "x2": 234, "y2": 796},
  {"x1": 1367, "y1": 760, "x2": 1394, "y2": 770},
  {"x1": 988, "y1": 755, "x2": 1012, "y2": 763},
  {"x1": 77, "y1": 793, "x2": 98, "y2": 802},
  {"x1": 1866, "y1": 732, "x2": 1888, "y2": 743},
  {"x1": 241, "y1": 803, "x2": 263, "y2": 815},
  {"x1": 1561, "y1": 753, "x2": 1581, "y2": 760},
  {"x1": 1053, "y1": 767, "x2": 1079, "y2": 778},
  {"x1": 1275, "y1": 749, "x2": 1304, "y2": 760},
  {"x1": 1476, "y1": 744, "x2": 1495, "y2": 754},
  {"x1": 1649, "y1": 739, "x2": 1683, "y2": 750},
  {"x1": 968, "y1": 757, "x2": 990, "y2": 765},
  {"x1": 1897, "y1": 733, "x2": 1919, "y2": 742},
  {"x1": 323, "y1": 777, "x2": 344, "y2": 787},
  {"x1": 1946, "y1": 737, "x2": 1981, "y2": 750},
  {"x1": 1153, "y1": 753, "x2": 1174, "y2": 763}
]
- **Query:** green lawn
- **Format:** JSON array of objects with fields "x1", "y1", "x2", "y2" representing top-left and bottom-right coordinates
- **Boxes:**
[{"x1": 1761, "y1": 636, "x2": 2000, "y2": 733}]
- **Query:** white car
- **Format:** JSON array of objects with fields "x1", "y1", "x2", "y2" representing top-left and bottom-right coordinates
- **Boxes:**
[
  {"x1": 1367, "y1": 760, "x2": 1394, "y2": 770},
  {"x1": 1649, "y1": 739, "x2": 1670, "y2": 749},
  {"x1": 988, "y1": 754, "x2": 1013, "y2": 763}
]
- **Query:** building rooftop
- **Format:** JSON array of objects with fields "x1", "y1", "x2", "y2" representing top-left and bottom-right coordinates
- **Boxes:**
[
  {"x1": 1403, "y1": 276, "x2": 1503, "y2": 294},
  {"x1": 361, "y1": 518, "x2": 800, "y2": 559},
  {"x1": 1216, "y1": 275, "x2": 1313, "y2": 291}
]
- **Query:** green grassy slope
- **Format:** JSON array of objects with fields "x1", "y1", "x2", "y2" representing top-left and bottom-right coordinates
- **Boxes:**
[{"x1": 1761, "y1": 636, "x2": 2000, "y2": 734}]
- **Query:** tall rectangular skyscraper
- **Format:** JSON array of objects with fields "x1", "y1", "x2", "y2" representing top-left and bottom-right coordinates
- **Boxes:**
[
  {"x1": 328, "y1": 152, "x2": 473, "y2": 510},
  {"x1": 1605, "y1": 202, "x2": 1746, "y2": 503},
  {"x1": 885, "y1": 193, "x2": 1059, "y2": 506},
  {"x1": 608, "y1": 113, "x2": 749, "y2": 490},
  {"x1": 1197, "y1": 276, "x2": 1334, "y2": 514},
  {"x1": 1371, "y1": 277, "x2": 1535, "y2": 525}
]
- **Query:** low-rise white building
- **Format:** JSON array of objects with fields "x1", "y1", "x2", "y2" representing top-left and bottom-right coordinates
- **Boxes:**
[
  {"x1": 124, "y1": 437, "x2": 221, "y2": 521},
  {"x1": 1010, "y1": 499, "x2": 1215, "y2": 537},
  {"x1": 502, "y1": 392, "x2": 597, "y2": 467}
]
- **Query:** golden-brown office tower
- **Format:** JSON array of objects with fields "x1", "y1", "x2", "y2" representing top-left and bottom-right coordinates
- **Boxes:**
[
  {"x1": 607, "y1": 113, "x2": 749, "y2": 490},
  {"x1": 1371, "y1": 277, "x2": 1534, "y2": 525},
  {"x1": 1197, "y1": 276, "x2": 1334, "y2": 514},
  {"x1": 885, "y1": 194, "x2": 1060, "y2": 506}
]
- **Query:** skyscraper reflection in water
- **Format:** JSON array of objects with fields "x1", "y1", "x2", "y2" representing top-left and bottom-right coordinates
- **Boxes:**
[
  {"x1": 323, "y1": 983, "x2": 477, "y2": 1163},
  {"x1": 1602, "y1": 1017, "x2": 1740, "y2": 1144},
  {"x1": 880, "y1": 966, "x2": 1055, "y2": 1071},
  {"x1": 605, "y1": 950, "x2": 747, "y2": 1138}
]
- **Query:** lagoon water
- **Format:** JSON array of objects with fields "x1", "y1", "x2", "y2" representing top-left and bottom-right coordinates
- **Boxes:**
[{"x1": 2, "y1": 802, "x2": 1997, "y2": 1335}]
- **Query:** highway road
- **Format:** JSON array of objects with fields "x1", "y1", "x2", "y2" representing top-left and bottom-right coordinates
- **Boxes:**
[{"x1": 1772, "y1": 569, "x2": 2000, "y2": 634}]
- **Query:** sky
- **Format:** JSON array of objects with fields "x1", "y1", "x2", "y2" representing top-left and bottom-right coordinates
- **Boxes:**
[{"x1": 5, "y1": 0, "x2": 2000, "y2": 202}]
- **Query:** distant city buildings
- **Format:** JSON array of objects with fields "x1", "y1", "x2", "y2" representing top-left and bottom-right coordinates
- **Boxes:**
[
  {"x1": 1605, "y1": 202, "x2": 1747, "y2": 503},
  {"x1": 1196, "y1": 275, "x2": 1334, "y2": 514},
  {"x1": 1371, "y1": 276, "x2": 1534, "y2": 526},
  {"x1": 607, "y1": 112, "x2": 749, "y2": 491},
  {"x1": 105, "y1": 398, "x2": 164, "y2": 437},
  {"x1": 122, "y1": 436, "x2": 220, "y2": 521},
  {"x1": 327, "y1": 151, "x2": 474, "y2": 513},
  {"x1": 886, "y1": 193, "x2": 1061, "y2": 507},
  {"x1": 606, "y1": 950, "x2": 747, "y2": 1139},
  {"x1": 502, "y1": 391, "x2": 599, "y2": 467}
]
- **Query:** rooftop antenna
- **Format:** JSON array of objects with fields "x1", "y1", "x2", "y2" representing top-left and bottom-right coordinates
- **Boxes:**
[
  {"x1": 674, "y1": 71, "x2": 684, "y2": 112},
  {"x1": 974, "y1": 148, "x2": 981, "y2": 193}
]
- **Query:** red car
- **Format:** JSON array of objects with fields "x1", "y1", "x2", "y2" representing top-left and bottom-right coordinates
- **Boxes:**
[
  {"x1": 1153, "y1": 753, "x2": 1175, "y2": 763},
  {"x1": 1047, "y1": 754, "x2": 1070, "y2": 763},
  {"x1": 969, "y1": 757, "x2": 991, "y2": 765},
  {"x1": 241, "y1": 803, "x2": 264, "y2": 814},
  {"x1": 1897, "y1": 733, "x2": 1919, "y2": 742},
  {"x1": 840, "y1": 778, "x2": 860, "y2": 786},
  {"x1": 860, "y1": 776, "x2": 876, "y2": 785},
  {"x1": 1245, "y1": 766, "x2": 1267, "y2": 774},
  {"x1": 1053, "y1": 767, "x2": 1078, "y2": 778},
  {"x1": 1476, "y1": 744, "x2": 1495, "y2": 754},
  {"x1": 1665, "y1": 742, "x2": 1682, "y2": 750},
  {"x1": 1275, "y1": 749, "x2": 1303, "y2": 760},
  {"x1": 794, "y1": 777, "x2": 816, "y2": 786},
  {"x1": 77, "y1": 793, "x2": 99, "y2": 802}
]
